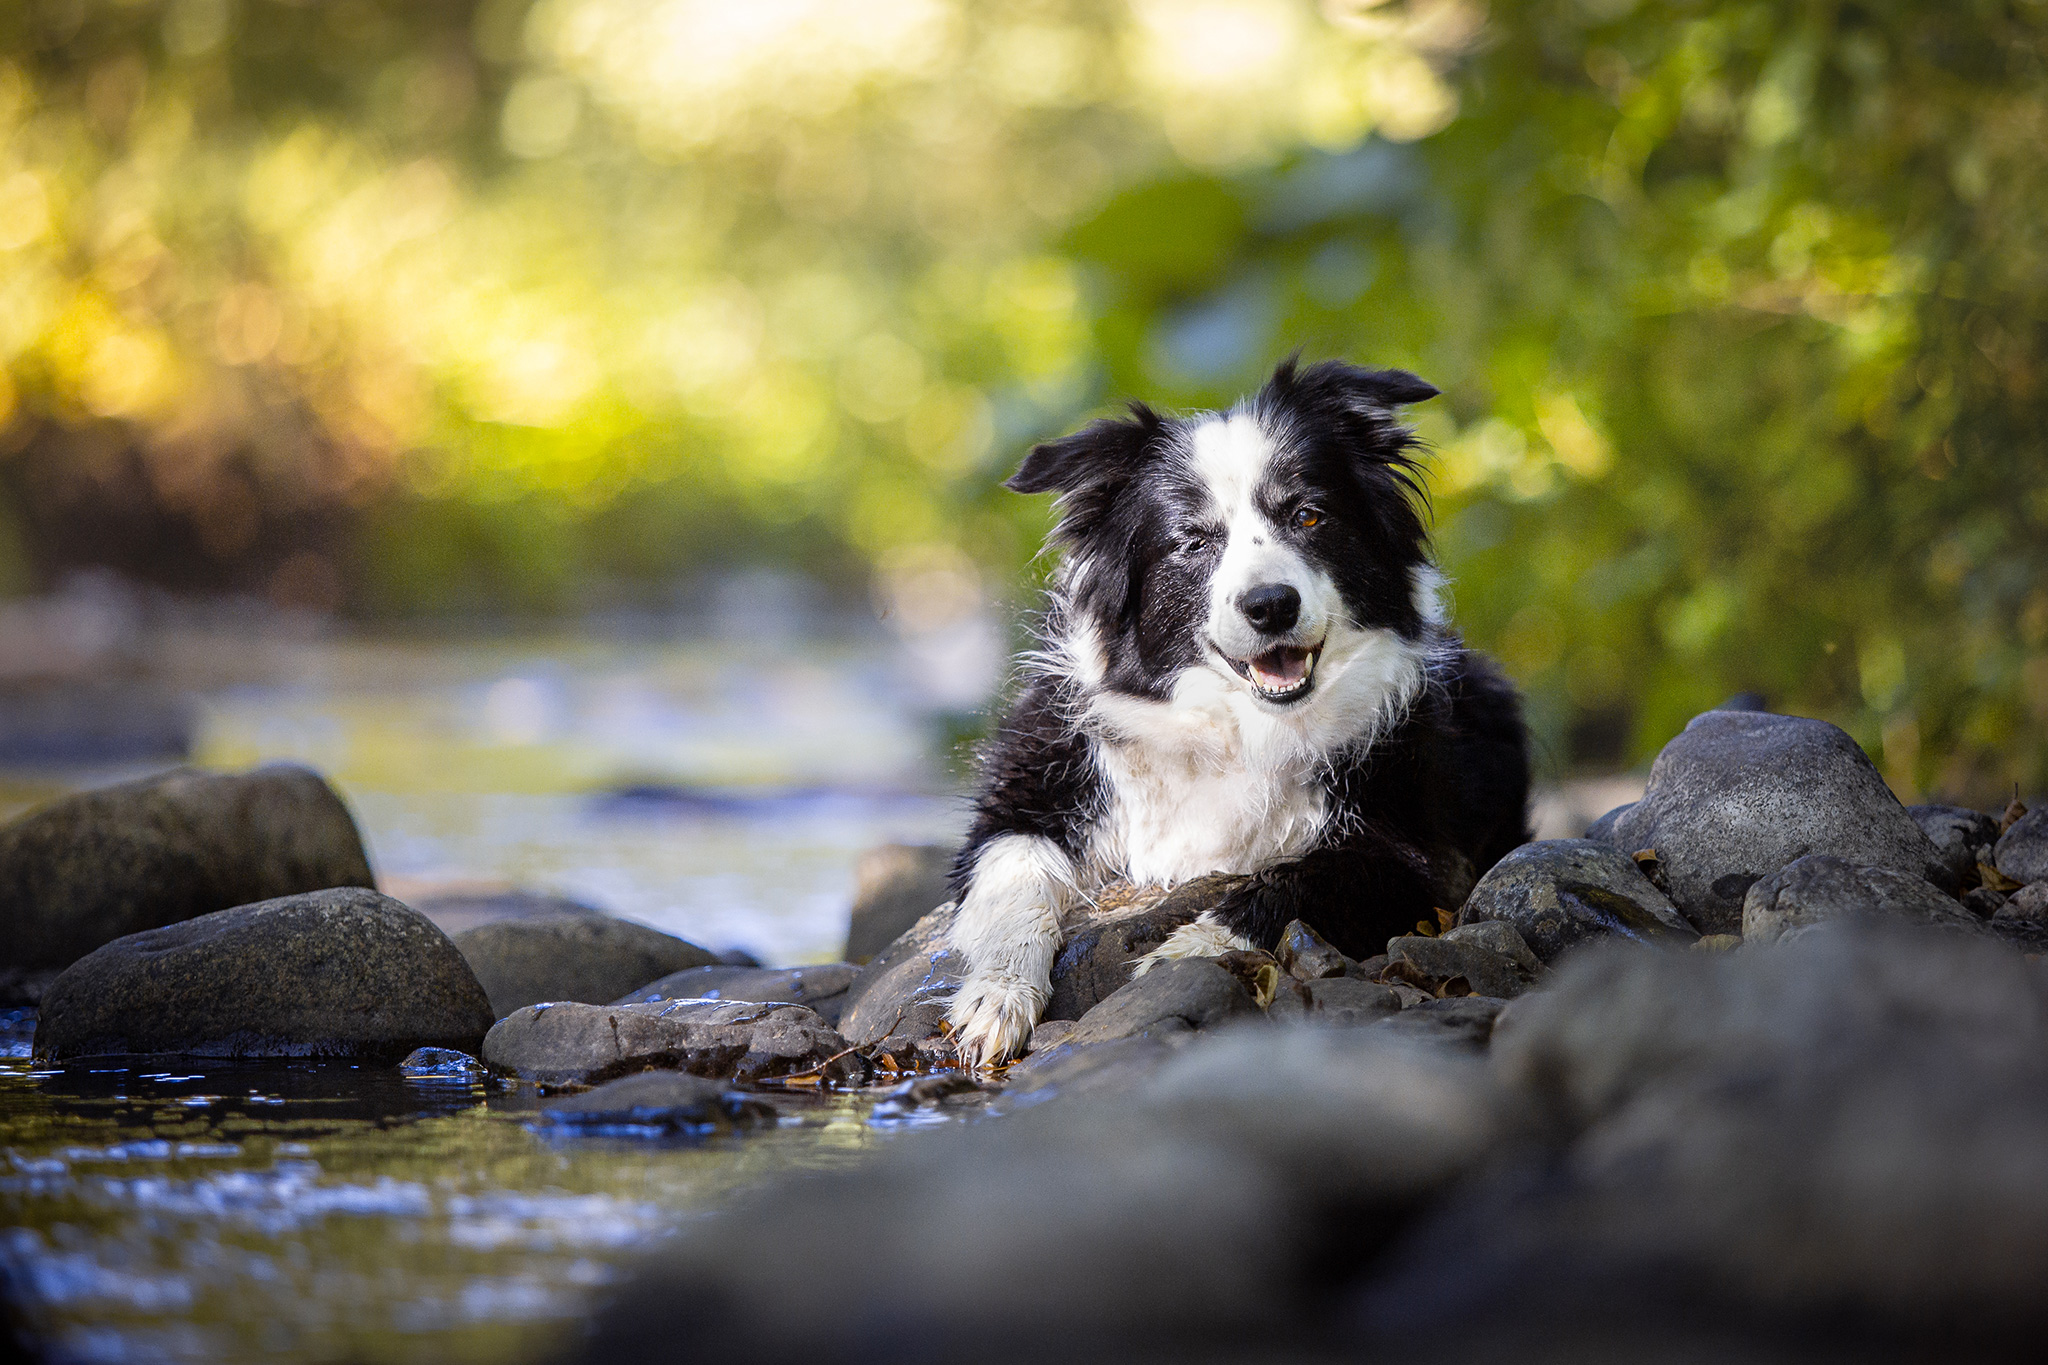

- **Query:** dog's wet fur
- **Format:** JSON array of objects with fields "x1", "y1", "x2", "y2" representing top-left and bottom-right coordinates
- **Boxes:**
[{"x1": 945, "y1": 358, "x2": 1531, "y2": 1066}]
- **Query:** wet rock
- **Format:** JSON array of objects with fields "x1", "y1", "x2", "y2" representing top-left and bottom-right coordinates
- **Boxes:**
[
  {"x1": 1457, "y1": 839, "x2": 1697, "y2": 963},
  {"x1": 539, "y1": 1070, "x2": 777, "y2": 1134},
  {"x1": 843, "y1": 842, "x2": 956, "y2": 964},
  {"x1": 452, "y1": 914, "x2": 719, "y2": 1018},
  {"x1": 1275, "y1": 918, "x2": 1349, "y2": 980},
  {"x1": 400, "y1": 1047, "x2": 487, "y2": 1081},
  {"x1": 611, "y1": 963, "x2": 858, "y2": 1026},
  {"x1": 1302, "y1": 977, "x2": 1402, "y2": 1025},
  {"x1": 1060, "y1": 957, "x2": 1263, "y2": 1048},
  {"x1": 1604, "y1": 711, "x2": 1951, "y2": 934},
  {"x1": 835, "y1": 902, "x2": 962, "y2": 1068},
  {"x1": 1042, "y1": 877, "x2": 1239, "y2": 1021},
  {"x1": 1995, "y1": 808, "x2": 2048, "y2": 886},
  {"x1": 869, "y1": 1072, "x2": 995, "y2": 1119},
  {"x1": 1907, "y1": 803, "x2": 2002, "y2": 889},
  {"x1": 1385, "y1": 933, "x2": 1539, "y2": 999},
  {"x1": 1741, "y1": 854, "x2": 1982, "y2": 945},
  {"x1": 1373, "y1": 995, "x2": 1506, "y2": 1049},
  {"x1": 0, "y1": 764, "x2": 375, "y2": 984},
  {"x1": 566, "y1": 1028, "x2": 1500, "y2": 1365},
  {"x1": 1963, "y1": 886, "x2": 2009, "y2": 918},
  {"x1": 407, "y1": 887, "x2": 606, "y2": 938},
  {"x1": 1380, "y1": 923, "x2": 2048, "y2": 1360},
  {"x1": 1441, "y1": 920, "x2": 1544, "y2": 977},
  {"x1": 482, "y1": 998, "x2": 864, "y2": 1087},
  {"x1": 34, "y1": 888, "x2": 493, "y2": 1063},
  {"x1": 1583, "y1": 802, "x2": 1634, "y2": 841}
]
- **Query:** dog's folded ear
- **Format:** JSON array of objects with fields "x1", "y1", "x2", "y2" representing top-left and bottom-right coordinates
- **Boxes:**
[
  {"x1": 1269, "y1": 357, "x2": 1440, "y2": 411},
  {"x1": 1006, "y1": 403, "x2": 1163, "y2": 495}
]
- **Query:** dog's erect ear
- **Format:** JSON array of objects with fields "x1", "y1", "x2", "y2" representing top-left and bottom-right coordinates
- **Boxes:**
[
  {"x1": 1269, "y1": 357, "x2": 1439, "y2": 412},
  {"x1": 1005, "y1": 403, "x2": 1163, "y2": 495}
]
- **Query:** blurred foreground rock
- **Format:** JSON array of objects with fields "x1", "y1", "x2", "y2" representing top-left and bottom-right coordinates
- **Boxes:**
[
  {"x1": 452, "y1": 914, "x2": 719, "y2": 1018},
  {"x1": 33, "y1": 887, "x2": 493, "y2": 1063},
  {"x1": 0, "y1": 764, "x2": 375, "y2": 999},
  {"x1": 611, "y1": 963, "x2": 858, "y2": 1026},
  {"x1": 537, "y1": 1070, "x2": 778, "y2": 1134}
]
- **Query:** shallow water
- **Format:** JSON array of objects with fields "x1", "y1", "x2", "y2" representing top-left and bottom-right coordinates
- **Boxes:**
[{"x1": 1, "y1": 627, "x2": 978, "y2": 1361}]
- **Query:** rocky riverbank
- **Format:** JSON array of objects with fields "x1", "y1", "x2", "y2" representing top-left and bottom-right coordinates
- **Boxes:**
[{"x1": 5, "y1": 705, "x2": 2048, "y2": 1360}]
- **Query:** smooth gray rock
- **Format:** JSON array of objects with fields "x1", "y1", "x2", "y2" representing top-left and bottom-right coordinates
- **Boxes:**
[
  {"x1": 1606, "y1": 711, "x2": 1950, "y2": 934},
  {"x1": 1907, "y1": 803, "x2": 2002, "y2": 889},
  {"x1": 1302, "y1": 976, "x2": 1402, "y2": 1025},
  {"x1": 1742, "y1": 854, "x2": 1982, "y2": 944},
  {"x1": 1043, "y1": 877, "x2": 1238, "y2": 1021},
  {"x1": 1060, "y1": 957, "x2": 1263, "y2": 1048},
  {"x1": 33, "y1": 888, "x2": 493, "y2": 1063},
  {"x1": 843, "y1": 842, "x2": 955, "y2": 965},
  {"x1": 538, "y1": 1070, "x2": 776, "y2": 1133},
  {"x1": 612, "y1": 963, "x2": 858, "y2": 1026},
  {"x1": 408, "y1": 887, "x2": 607, "y2": 937},
  {"x1": 1441, "y1": 920, "x2": 1545, "y2": 976},
  {"x1": 1996, "y1": 808, "x2": 2048, "y2": 886},
  {"x1": 453, "y1": 914, "x2": 719, "y2": 1018},
  {"x1": 565, "y1": 1028, "x2": 1500, "y2": 1365},
  {"x1": 482, "y1": 997, "x2": 864, "y2": 1087},
  {"x1": 835, "y1": 901, "x2": 963, "y2": 1067},
  {"x1": 1584, "y1": 802, "x2": 1634, "y2": 841},
  {"x1": 1457, "y1": 839, "x2": 1697, "y2": 963},
  {"x1": 1275, "y1": 918, "x2": 1350, "y2": 980},
  {"x1": 0, "y1": 764, "x2": 374, "y2": 981},
  {"x1": 1385, "y1": 934, "x2": 1539, "y2": 999}
]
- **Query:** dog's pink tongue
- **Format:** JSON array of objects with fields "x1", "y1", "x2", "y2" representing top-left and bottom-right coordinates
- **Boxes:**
[{"x1": 1249, "y1": 646, "x2": 1310, "y2": 689}]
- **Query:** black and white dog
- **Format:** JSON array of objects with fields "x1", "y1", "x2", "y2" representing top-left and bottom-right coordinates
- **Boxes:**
[{"x1": 944, "y1": 358, "x2": 1531, "y2": 1067}]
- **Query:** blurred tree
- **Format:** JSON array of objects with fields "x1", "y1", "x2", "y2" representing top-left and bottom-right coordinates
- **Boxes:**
[{"x1": 1, "y1": 0, "x2": 2044, "y2": 797}]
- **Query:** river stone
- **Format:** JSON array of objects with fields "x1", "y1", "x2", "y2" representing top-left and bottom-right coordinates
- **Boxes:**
[
  {"x1": 408, "y1": 887, "x2": 607, "y2": 937},
  {"x1": 1457, "y1": 839, "x2": 1696, "y2": 963},
  {"x1": 1996, "y1": 881, "x2": 2048, "y2": 923},
  {"x1": 1043, "y1": 876, "x2": 1240, "y2": 1021},
  {"x1": 1605, "y1": 711, "x2": 1950, "y2": 934},
  {"x1": 0, "y1": 764, "x2": 374, "y2": 984},
  {"x1": 1742, "y1": 854, "x2": 1984, "y2": 945},
  {"x1": 482, "y1": 998, "x2": 865, "y2": 1087},
  {"x1": 1062, "y1": 957, "x2": 1264, "y2": 1048},
  {"x1": 1303, "y1": 976, "x2": 1402, "y2": 1025},
  {"x1": 565, "y1": 1027, "x2": 1501, "y2": 1365},
  {"x1": 1907, "y1": 804, "x2": 2002, "y2": 889},
  {"x1": 1384, "y1": 934, "x2": 1539, "y2": 999},
  {"x1": 1441, "y1": 920, "x2": 1545, "y2": 976},
  {"x1": 538, "y1": 1070, "x2": 776, "y2": 1134},
  {"x1": 1995, "y1": 808, "x2": 2048, "y2": 886},
  {"x1": 33, "y1": 888, "x2": 493, "y2": 1063},
  {"x1": 1373, "y1": 995, "x2": 1506, "y2": 1050},
  {"x1": 1584, "y1": 802, "x2": 1634, "y2": 841},
  {"x1": 1275, "y1": 918, "x2": 1350, "y2": 980},
  {"x1": 836, "y1": 901, "x2": 963, "y2": 1067},
  {"x1": 612, "y1": 963, "x2": 858, "y2": 1026},
  {"x1": 843, "y1": 842, "x2": 955, "y2": 964},
  {"x1": 452, "y1": 914, "x2": 719, "y2": 1018}
]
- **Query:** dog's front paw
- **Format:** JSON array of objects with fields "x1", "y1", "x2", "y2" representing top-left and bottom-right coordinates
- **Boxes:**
[
  {"x1": 947, "y1": 974, "x2": 1046, "y2": 1069},
  {"x1": 1132, "y1": 912, "x2": 1258, "y2": 977}
]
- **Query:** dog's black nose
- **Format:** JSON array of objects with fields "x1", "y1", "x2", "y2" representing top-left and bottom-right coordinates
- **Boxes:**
[{"x1": 1237, "y1": 584, "x2": 1300, "y2": 635}]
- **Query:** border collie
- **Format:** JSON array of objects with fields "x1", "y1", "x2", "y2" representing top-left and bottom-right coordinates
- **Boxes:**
[{"x1": 944, "y1": 358, "x2": 1531, "y2": 1067}]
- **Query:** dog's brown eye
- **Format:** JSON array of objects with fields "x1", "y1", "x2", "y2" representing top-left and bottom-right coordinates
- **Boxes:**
[{"x1": 1294, "y1": 507, "x2": 1321, "y2": 529}]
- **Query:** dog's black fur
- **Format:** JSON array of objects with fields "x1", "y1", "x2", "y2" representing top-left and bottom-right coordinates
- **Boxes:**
[{"x1": 952, "y1": 359, "x2": 1530, "y2": 963}]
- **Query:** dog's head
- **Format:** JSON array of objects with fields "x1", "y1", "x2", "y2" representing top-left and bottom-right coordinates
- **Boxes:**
[{"x1": 1012, "y1": 357, "x2": 1442, "y2": 719}]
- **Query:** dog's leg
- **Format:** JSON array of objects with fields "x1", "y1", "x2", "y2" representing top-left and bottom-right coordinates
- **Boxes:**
[
  {"x1": 946, "y1": 833, "x2": 1077, "y2": 1068},
  {"x1": 1132, "y1": 911, "x2": 1258, "y2": 975}
]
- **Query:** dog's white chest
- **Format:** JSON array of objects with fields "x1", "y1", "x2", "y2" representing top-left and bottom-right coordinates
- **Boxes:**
[{"x1": 1090, "y1": 736, "x2": 1329, "y2": 887}]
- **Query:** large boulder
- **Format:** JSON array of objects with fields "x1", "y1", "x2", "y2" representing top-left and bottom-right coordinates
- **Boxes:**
[
  {"x1": 452, "y1": 914, "x2": 719, "y2": 1018},
  {"x1": 1996, "y1": 808, "x2": 2048, "y2": 886},
  {"x1": 32, "y1": 888, "x2": 493, "y2": 1063},
  {"x1": 0, "y1": 765, "x2": 375, "y2": 997},
  {"x1": 559, "y1": 1028, "x2": 1501, "y2": 1365},
  {"x1": 481, "y1": 998, "x2": 865, "y2": 1087},
  {"x1": 612, "y1": 963, "x2": 859, "y2": 1026},
  {"x1": 1456, "y1": 839, "x2": 1696, "y2": 963},
  {"x1": 843, "y1": 843, "x2": 955, "y2": 964},
  {"x1": 1742, "y1": 854, "x2": 1984, "y2": 944},
  {"x1": 1605, "y1": 711, "x2": 1949, "y2": 934}
]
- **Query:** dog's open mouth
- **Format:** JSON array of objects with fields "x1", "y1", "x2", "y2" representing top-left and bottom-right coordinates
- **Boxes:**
[{"x1": 1223, "y1": 643, "x2": 1322, "y2": 703}]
